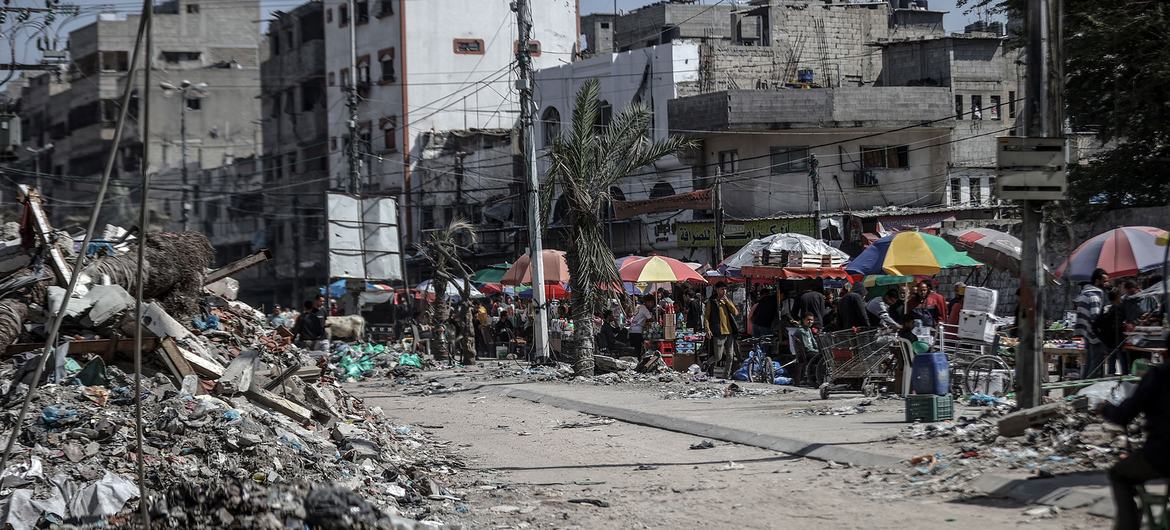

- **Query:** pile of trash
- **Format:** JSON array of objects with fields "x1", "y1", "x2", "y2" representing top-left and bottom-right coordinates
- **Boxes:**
[
  {"x1": 0, "y1": 193, "x2": 467, "y2": 529},
  {"x1": 896, "y1": 400, "x2": 1132, "y2": 491}
]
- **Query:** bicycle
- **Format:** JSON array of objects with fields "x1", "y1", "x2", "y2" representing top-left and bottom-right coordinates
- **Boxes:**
[{"x1": 739, "y1": 335, "x2": 777, "y2": 384}]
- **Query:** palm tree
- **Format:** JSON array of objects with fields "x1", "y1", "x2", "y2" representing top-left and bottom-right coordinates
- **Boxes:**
[
  {"x1": 544, "y1": 79, "x2": 693, "y2": 376},
  {"x1": 419, "y1": 219, "x2": 478, "y2": 363}
]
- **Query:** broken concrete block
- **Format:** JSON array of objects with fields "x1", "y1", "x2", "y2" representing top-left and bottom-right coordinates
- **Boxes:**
[
  {"x1": 46, "y1": 286, "x2": 96, "y2": 319},
  {"x1": 205, "y1": 277, "x2": 239, "y2": 301},
  {"x1": 82, "y1": 285, "x2": 135, "y2": 326},
  {"x1": 215, "y1": 350, "x2": 259, "y2": 395}
]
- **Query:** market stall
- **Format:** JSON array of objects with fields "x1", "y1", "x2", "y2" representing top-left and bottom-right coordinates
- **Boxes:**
[{"x1": 618, "y1": 256, "x2": 708, "y2": 369}]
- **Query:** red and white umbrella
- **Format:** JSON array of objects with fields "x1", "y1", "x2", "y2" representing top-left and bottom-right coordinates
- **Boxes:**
[
  {"x1": 501, "y1": 249, "x2": 570, "y2": 285},
  {"x1": 1057, "y1": 226, "x2": 1170, "y2": 281}
]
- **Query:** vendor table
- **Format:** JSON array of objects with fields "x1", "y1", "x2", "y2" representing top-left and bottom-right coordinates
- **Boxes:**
[{"x1": 1043, "y1": 346, "x2": 1084, "y2": 382}]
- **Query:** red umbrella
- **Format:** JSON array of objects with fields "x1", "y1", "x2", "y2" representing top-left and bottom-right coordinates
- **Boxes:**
[
  {"x1": 1056, "y1": 226, "x2": 1170, "y2": 280},
  {"x1": 501, "y1": 249, "x2": 570, "y2": 285}
]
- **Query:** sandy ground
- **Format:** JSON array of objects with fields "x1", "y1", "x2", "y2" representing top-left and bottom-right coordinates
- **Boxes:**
[{"x1": 351, "y1": 375, "x2": 1107, "y2": 530}]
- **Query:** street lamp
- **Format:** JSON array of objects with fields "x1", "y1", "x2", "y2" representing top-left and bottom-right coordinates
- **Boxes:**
[
  {"x1": 159, "y1": 79, "x2": 208, "y2": 231},
  {"x1": 24, "y1": 143, "x2": 54, "y2": 192}
]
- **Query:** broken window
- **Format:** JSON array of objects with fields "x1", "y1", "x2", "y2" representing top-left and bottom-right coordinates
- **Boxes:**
[
  {"x1": 990, "y1": 95, "x2": 1002, "y2": 120},
  {"x1": 269, "y1": 34, "x2": 281, "y2": 56},
  {"x1": 161, "y1": 51, "x2": 201, "y2": 63},
  {"x1": 355, "y1": 1, "x2": 369, "y2": 24},
  {"x1": 270, "y1": 92, "x2": 282, "y2": 117},
  {"x1": 187, "y1": 3, "x2": 199, "y2": 14},
  {"x1": 301, "y1": 80, "x2": 324, "y2": 111},
  {"x1": 100, "y1": 51, "x2": 129, "y2": 72},
  {"x1": 185, "y1": 97, "x2": 202, "y2": 111},
  {"x1": 718, "y1": 150, "x2": 738, "y2": 176},
  {"x1": 861, "y1": 145, "x2": 909, "y2": 169},
  {"x1": 541, "y1": 107, "x2": 560, "y2": 147},
  {"x1": 769, "y1": 146, "x2": 809, "y2": 174},
  {"x1": 376, "y1": 0, "x2": 393, "y2": 17},
  {"x1": 379, "y1": 48, "x2": 396, "y2": 83},
  {"x1": 950, "y1": 178, "x2": 963, "y2": 204},
  {"x1": 339, "y1": 3, "x2": 349, "y2": 26},
  {"x1": 971, "y1": 95, "x2": 983, "y2": 120},
  {"x1": 969, "y1": 178, "x2": 982, "y2": 204},
  {"x1": 954, "y1": 94, "x2": 963, "y2": 120}
]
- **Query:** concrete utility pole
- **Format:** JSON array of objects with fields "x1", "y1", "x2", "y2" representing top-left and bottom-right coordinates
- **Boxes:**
[
  {"x1": 160, "y1": 80, "x2": 207, "y2": 232},
  {"x1": 810, "y1": 154, "x2": 821, "y2": 239},
  {"x1": 1016, "y1": 0, "x2": 1064, "y2": 409},
  {"x1": 515, "y1": 0, "x2": 550, "y2": 361},
  {"x1": 345, "y1": 0, "x2": 361, "y2": 194},
  {"x1": 713, "y1": 169, "x2": 724, "y2": 264}
]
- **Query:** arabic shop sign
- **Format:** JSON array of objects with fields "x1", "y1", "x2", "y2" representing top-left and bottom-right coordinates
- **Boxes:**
[{"x1": 675, "y1": 218, "x2": 815, "y2": 248}]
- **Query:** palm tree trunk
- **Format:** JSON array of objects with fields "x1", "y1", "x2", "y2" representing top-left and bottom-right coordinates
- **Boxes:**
[
  {"x1": 568, "y1": 221, "x2": 609, "y2": 377},
  {"x1": 572, "y1": 302, "x2": 596, "y2": 376}
]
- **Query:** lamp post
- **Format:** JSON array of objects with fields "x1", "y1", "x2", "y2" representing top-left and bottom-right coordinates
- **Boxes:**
[
  {"x1": 24, "y1": 143, "x2": 54, "y2": 192},
  {"x1": 159, "y1": 80, "x2": 208, "y2": 231}
]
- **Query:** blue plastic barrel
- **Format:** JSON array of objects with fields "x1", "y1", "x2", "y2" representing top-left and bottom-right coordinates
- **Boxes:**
[{"x1": 910, "y1": 351, "x2": 950, "y2": 396}]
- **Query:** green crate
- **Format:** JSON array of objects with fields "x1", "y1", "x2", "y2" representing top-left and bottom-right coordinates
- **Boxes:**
[{"x1": 905, "y1": 394, "x2": 954, "y2": 423}]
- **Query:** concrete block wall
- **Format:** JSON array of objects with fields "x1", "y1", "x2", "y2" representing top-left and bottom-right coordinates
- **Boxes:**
[
  {"x1": 767, "y1": 1, "x2": 891, "y2": 85},
  {"x1": 614, "y1": 3, "x2": 733, "y2": 50},
  {"x1": 702, "y1": 44, "x2": 788, "y2": 93}
]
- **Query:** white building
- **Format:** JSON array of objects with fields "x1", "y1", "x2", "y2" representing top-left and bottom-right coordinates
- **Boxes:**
[
  {"x1": 534, "y1": 41, "x2": 700, "y2": 257},
  {"x1": 322, "y1": 0, "x2": 579, "y2": 242}
]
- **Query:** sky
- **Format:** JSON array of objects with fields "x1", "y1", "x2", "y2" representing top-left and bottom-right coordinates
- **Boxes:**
[{"x1": 2, "y1": 0, "x2": 982, "y2": 90}]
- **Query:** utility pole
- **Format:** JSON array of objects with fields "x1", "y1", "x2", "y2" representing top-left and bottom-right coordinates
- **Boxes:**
[
  {"x1": 1015, "y1": 0, "x2": 1063, "y2": 409},
  {"x1": 515, "y1": 0, "x2": 550, "y2": 361},
  {"x1": 810, "y1": 154, "x2": 821, "y2": 240},
  {"x1": 713, "y1": 169, "x2": 724, "y2": 264},
  {"x1": 345, "y1": 0, "x2": 361, "y2": 194},
  {"x1": 180, "y1": 94, "x2": 189, "y2": 231}
]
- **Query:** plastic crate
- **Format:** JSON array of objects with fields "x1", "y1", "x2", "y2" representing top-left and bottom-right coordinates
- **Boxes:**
[{"x1": 905, "y1": 394, "x2": 954, "y2": 423}]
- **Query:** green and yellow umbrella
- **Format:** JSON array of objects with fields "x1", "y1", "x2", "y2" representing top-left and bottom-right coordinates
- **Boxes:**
[{"x1": 845, "y1": 232, "x2": 982, "y2": 276}]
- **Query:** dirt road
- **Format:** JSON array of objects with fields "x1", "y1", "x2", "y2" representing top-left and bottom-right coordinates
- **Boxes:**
[{"x1": 351, "y1": 374, "x2": 1105, "y2": 529}]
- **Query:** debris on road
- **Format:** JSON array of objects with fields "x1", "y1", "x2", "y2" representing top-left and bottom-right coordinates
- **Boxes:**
[
  {"x1": 690, "y1": 440, "x2": 716, "y2": 450},
  {"x1": 0, "y1": 205, "x2": 469, "y2": 528}
]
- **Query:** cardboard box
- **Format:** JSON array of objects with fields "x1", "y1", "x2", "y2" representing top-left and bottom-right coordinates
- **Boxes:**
[
  {"x1": 958, "y1": 310, "x2": 997, "y2": 343},
  {"x1": 962, "y1": 286, "x2": 999, "y2": 315}
]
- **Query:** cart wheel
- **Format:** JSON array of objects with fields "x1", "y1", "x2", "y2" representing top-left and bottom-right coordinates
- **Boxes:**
[
  {"x1": 964, "y1": 355, "x2": 1013, "y2": 396},
  {"x1": 819, "y1": 383, "x2": 831, "y2": 400}
]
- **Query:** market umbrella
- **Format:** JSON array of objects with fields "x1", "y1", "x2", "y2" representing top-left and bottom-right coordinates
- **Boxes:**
[
  {"x1": 501, "y1": 250, "x2": 570, "y2": 285},
  {"x1": 516, "y1": 283, "x2": 571, "y2": 300},
  {"x1": 415, "y1": 279, "x2": 484, "y2": 301},
  {"x1": 1056, "y1": 226, "x2": 1170, "y2": 281},
  {"x1": 472, "y1": 262, "x2": 511, "y2": 285},
  {"x1": 942, "y1": 227, "x2": 1027, "y2": 274},
  {"x1": 619, "y1": 255, "x2": 708, "y2": 284},
  {"x1": 845, "y1": 232, "x2": 982, "y2": 276},
  {"x1": 719, "y1": 233, "x2": 849, "y2": 276}
]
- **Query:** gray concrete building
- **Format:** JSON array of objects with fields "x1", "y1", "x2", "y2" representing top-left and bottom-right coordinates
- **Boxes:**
[
  {"x1": 879, "y1": 31, "x2": 1021, "y2": 206},
  {"x1": 581, "y1": 13, "x2": 617, "y2": 55},
  {"x1": 257, "y1": 1, "x2": 329, "y2": 306},
  {"x1": 612, "y1": 0, "x2": 734, "y2": 51},
  {"x1": 10, "y1": 0, "x2": 262, "y2": 227}
]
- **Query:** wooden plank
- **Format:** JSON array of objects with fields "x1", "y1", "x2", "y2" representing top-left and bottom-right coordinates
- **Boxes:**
[
  {"x1": 156, "y1": 337, "x2": 194, "y2": 381},
  {"x1": 204, "y1": 249, "x2": 272, "y2": 285},
  {"x1": 176, "y1": 343, "x2": 224, "y2": 379},
  {"x1": 17, "y1": 185, "x2": 72, "y2": 285},
  {"x1": 5, "y1": 338, "x2": 160, "y2": 358},
  {"x1": 245, "y1": 388, "x2": 313, "y2": 423}
]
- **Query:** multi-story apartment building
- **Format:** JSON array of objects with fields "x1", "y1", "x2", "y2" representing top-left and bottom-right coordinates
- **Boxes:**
[
  {"x1": 259, "y1": 1, "x2": 330, "y2": 306},
  {"x1": 11, "y1": 0, "x2": 263, "y2": 227},
  {"x1": 320, "y1": 0, "x2": 579, "y2": 247}
]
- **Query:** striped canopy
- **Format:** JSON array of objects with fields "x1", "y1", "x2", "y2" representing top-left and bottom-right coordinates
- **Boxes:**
[
  {"x1": 618, "y1": 256, "x2": 708, "y2": 284},
  {"x1": 846, "y1": 232, "x2": 982, "y2": 276},
  {"x1": 1056, "y1": 226, "x2": 1170, "y2": 281}
]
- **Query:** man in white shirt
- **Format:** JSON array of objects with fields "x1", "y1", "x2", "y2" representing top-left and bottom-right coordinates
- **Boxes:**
[{"x1": 628, "y1": 295, "x2": 655, "y2": 358}]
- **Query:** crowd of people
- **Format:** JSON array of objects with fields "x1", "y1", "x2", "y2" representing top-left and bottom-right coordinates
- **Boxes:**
[{"x1": 1074, "y1": 268, "x2": 1164, "y2": 378}]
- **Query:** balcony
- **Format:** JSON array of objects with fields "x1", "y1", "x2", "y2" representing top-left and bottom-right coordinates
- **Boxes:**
[{"x1": 667, "y1": 87, "x2": 955, "y2": 133}]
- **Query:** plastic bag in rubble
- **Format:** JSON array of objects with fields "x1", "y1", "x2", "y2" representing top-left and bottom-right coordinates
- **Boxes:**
[
  {"x1": 1076, "y1": 380, "x2": 1137, "y2": 409},
  {"x1": 339, "y1": 355, "x2": 374, "y2": 379},
  {"x1": 398, "y1": 353, "x2": 423, "y2": 369}
]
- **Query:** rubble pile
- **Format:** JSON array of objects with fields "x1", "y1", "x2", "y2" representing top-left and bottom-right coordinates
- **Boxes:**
[
  {"x1": 0, "y1": 192, "x2": 467, "y2": 529},
  {"x1": 888, "y1": 403, "x2": 1132, "y2": 496}
]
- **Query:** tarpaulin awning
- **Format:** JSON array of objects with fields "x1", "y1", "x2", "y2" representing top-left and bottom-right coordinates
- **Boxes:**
[{"x1": 741, "y1": 266, "x2": 851, "y2": 280}]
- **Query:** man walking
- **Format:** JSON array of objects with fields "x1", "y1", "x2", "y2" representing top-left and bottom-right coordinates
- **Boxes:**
[
  {"x1": 704, "y1": 281, "x2": 740, "y2": 376},
  {"x1": 837, "y1": 283, "x2": 869, "y2": 330},
  {"x1": 1075, "y1": 268, "x2": 1110, "y2": 379}
]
